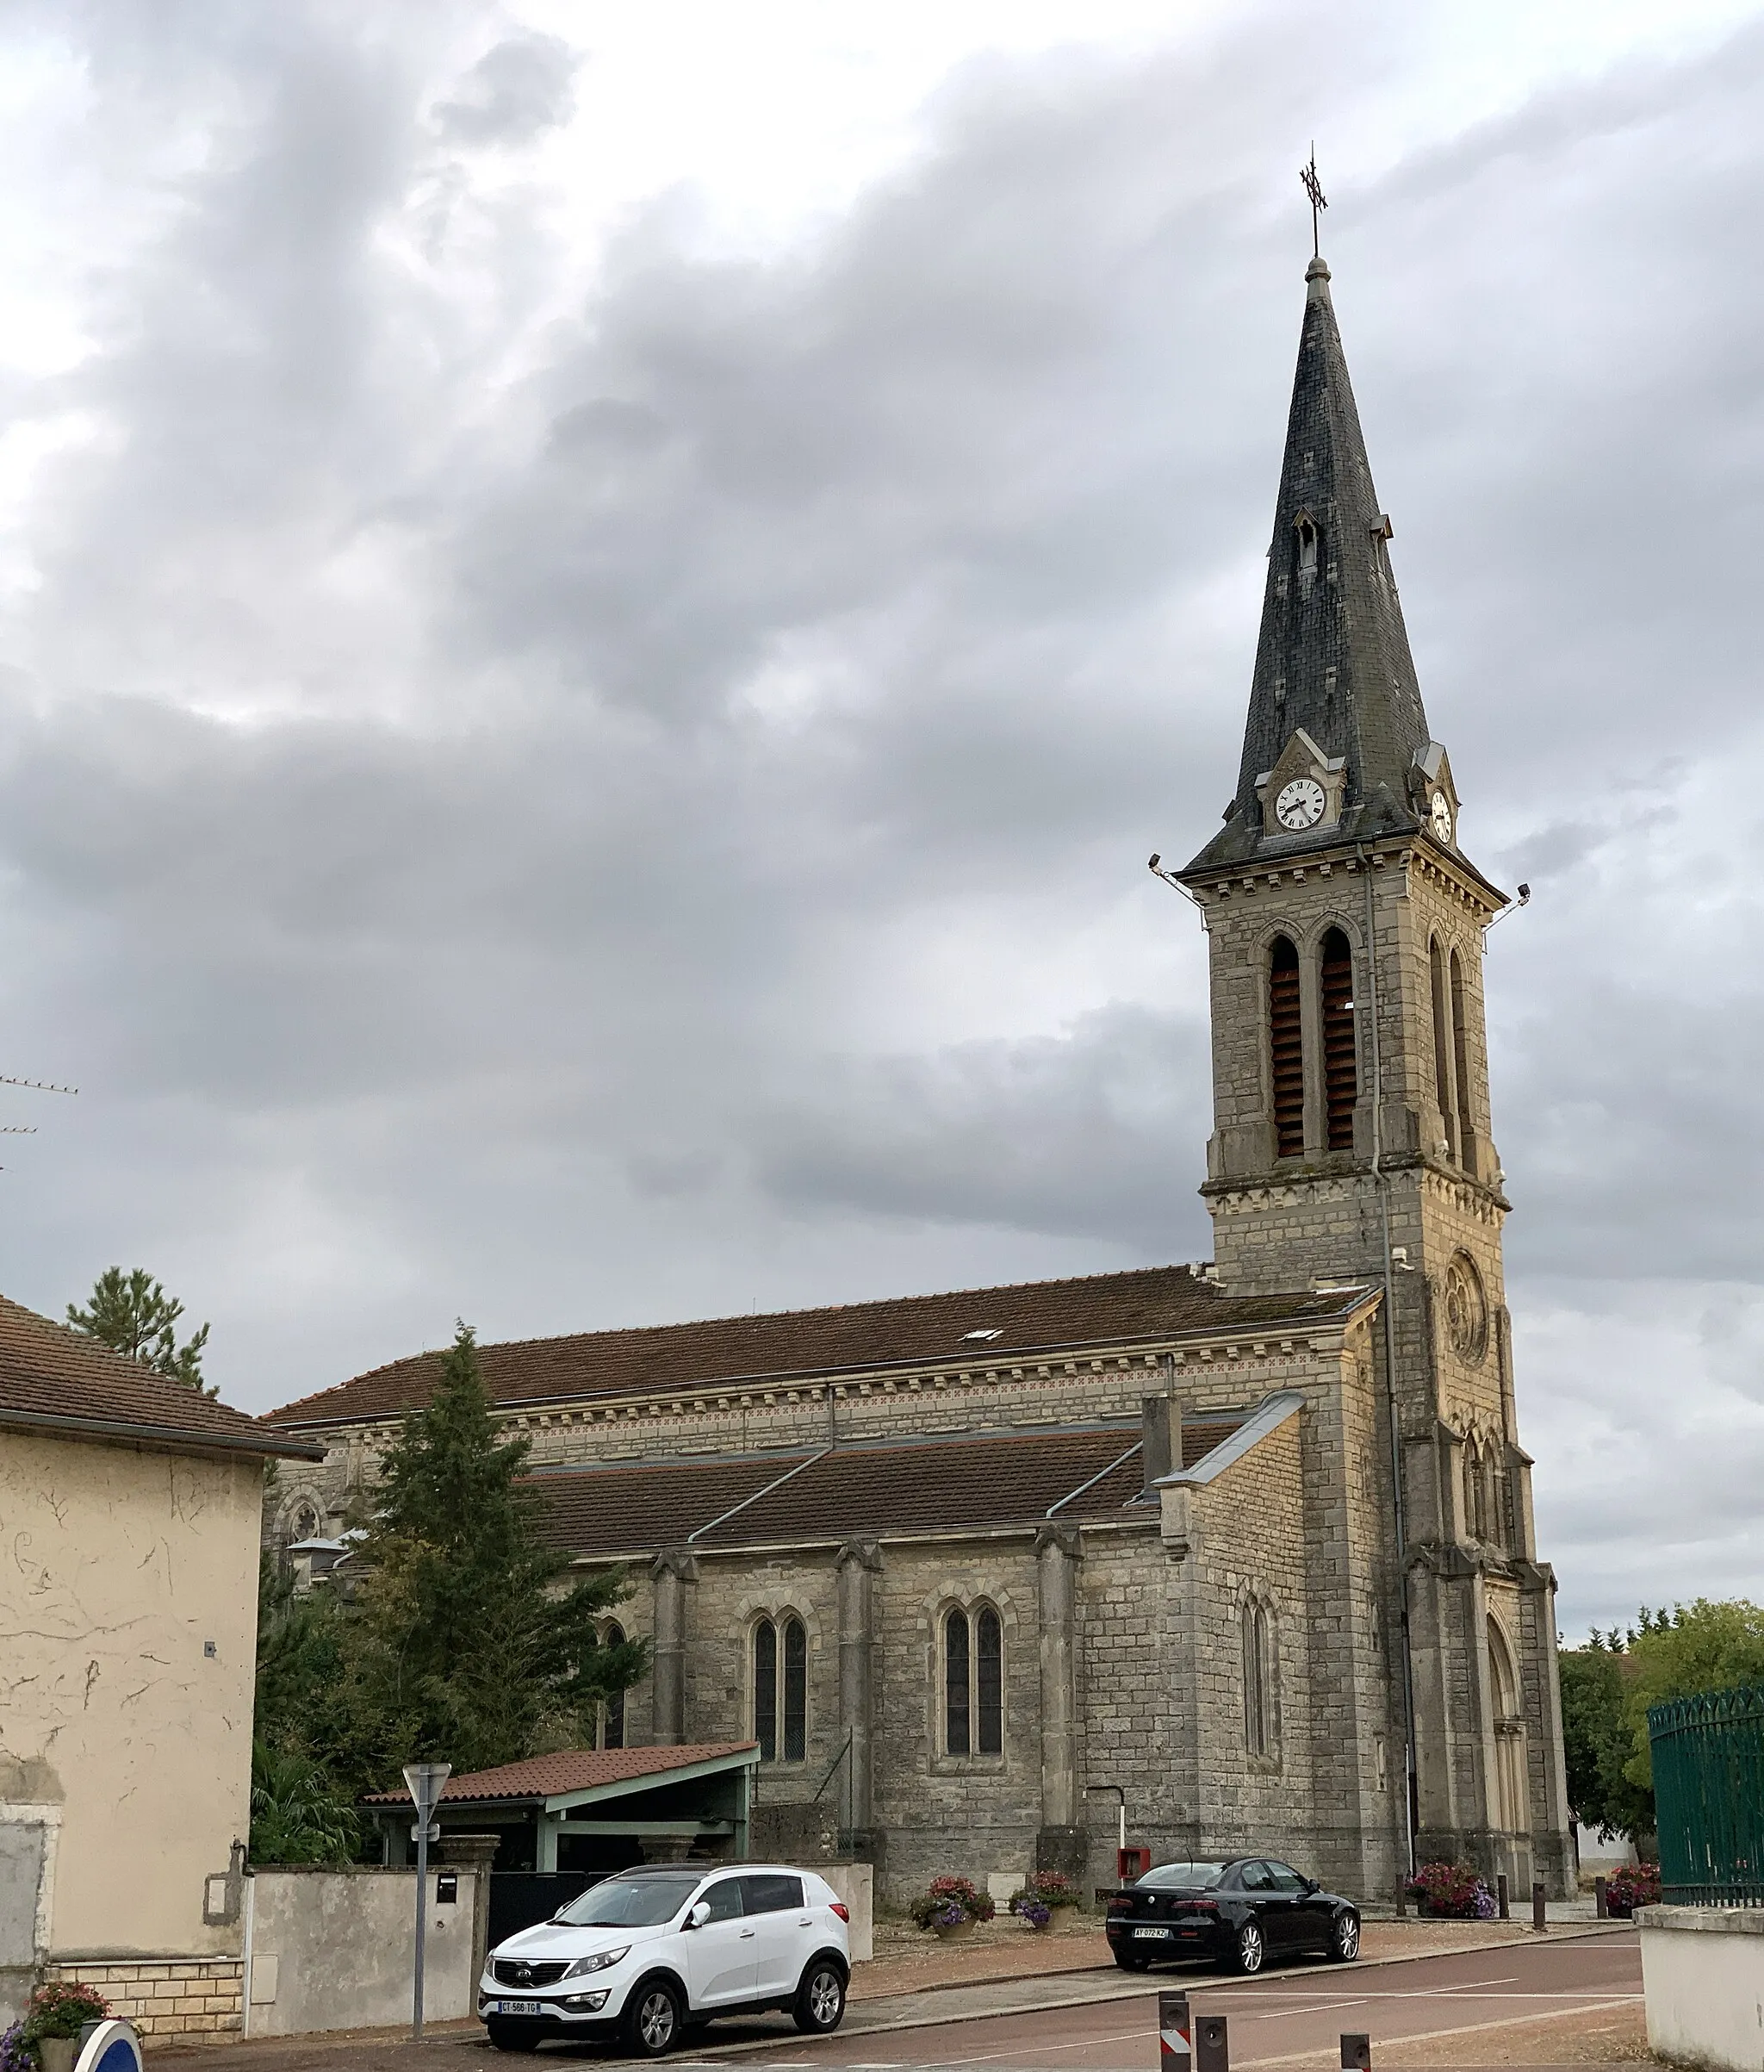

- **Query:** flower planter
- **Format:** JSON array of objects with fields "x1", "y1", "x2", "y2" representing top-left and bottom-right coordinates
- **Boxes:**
[
  {"x1": 1047, "y1": 1902, "x2": 1078, "y2": 1926},
  {"x1": 933, "y1": 1919, "x2": 977, "y2": 1940},
  {"x1": 39, "y1": 2041, "x2": 78, "y2": 2072}
]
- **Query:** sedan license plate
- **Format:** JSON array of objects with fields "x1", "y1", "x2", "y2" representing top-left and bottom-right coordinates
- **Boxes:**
[
  {"x1": 1133, "y1": 1926, "x2": 1174, "y2": 1939},
  {"x1": 492, "y1": 2001, "x2": 544, "y2": 2015}
]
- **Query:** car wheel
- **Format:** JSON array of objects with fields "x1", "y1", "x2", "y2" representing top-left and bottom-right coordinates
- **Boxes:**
[
  {"x1": 485, "y1": 2021, "x2": 542, "y2": 2052},
  {"x1": 1113, "y1": 1949, "x2": 1152, "y2": 1972},
  {"x1": 622, "y1": 1977, "x2": 685, "y2": 2058},
  {"x1": 792, "y1": 1958, "x2": 848, "y2": 2034},
  {"x1": 1326, "y1": 1912, "x2": 1361, "y2": 1963},
  {"x1": 1226, "y1": 1920, "x2": 1265, "y2": 1976}
]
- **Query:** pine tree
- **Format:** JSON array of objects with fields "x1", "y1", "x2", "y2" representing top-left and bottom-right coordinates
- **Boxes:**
[
  {"x1": 67, "y1": 1266, "x2": 214, "y2": 1394},
  {"x1": 353, "y1": 1322, "x2": 645, "y2": 1774}
]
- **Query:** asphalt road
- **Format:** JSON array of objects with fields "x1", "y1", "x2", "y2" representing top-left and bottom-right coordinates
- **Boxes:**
[
  {"x1": 151, "y1": 1928, "x2": 1642, "y2": 2071},
  {"x1": 668, "y1": 1932, "x2": 1643, "y2": 2072}
]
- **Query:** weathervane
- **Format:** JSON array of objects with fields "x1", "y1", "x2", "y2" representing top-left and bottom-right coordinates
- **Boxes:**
[{"x1": 1301, "y1": 143, "x2": 1327, "y2": 258}]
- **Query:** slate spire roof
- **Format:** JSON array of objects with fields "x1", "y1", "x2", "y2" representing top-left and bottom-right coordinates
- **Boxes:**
[{"x1": 1184, "y1": 256, "x2": 1436, "y2": 874}]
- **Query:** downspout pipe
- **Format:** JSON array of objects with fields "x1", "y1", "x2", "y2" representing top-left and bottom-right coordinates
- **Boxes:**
[{"x1": 1360, "y1": 843, "x2": 1419, "y2": 1885}]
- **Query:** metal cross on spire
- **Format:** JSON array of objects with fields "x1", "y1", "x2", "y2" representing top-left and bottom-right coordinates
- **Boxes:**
[{"x1": 1301, "y1": 143, "x2": 1327, "y2": 258}]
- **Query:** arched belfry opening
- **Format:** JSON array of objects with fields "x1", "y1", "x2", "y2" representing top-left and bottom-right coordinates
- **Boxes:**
[
  {"x1": 1268, "y1": 936, "x2": 1303, "y2": 1157},
  {"x1": 1320, "y1": 928, "x2": 1357, "y2": 1150}
]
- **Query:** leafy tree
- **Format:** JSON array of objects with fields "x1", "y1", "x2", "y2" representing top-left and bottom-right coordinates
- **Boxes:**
[
  {"x1": 249, "y1": 1739, "x2": 362, "y2": 1865},
  {"x1": 1619, "y1": 1599, "x2": 1764, "y2": 1795},
  {"x1": 67, "y1": 1266, "x2": 213, "y2": 1394},
  {"x1": 1559, "y1": 1636, "x2": 1652, "y2": 1839}
]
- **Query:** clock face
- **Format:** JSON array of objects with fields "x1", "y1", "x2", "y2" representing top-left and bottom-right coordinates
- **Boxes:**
[
  {"x1": 1430, "y1": 789, "x2": 1454, "y2": 843},
  {"x1": 1274, "y1": 776, "x2": 1326, "y2": 831}
]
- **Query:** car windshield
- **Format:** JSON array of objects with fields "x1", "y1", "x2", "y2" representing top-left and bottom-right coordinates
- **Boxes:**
[
  {"x1": 1136, "y1": 1862, "x2": 1229, "y2": 1890},
  {"x1": 553, "y1": 1874, "x2": 702, "y2": 1927}
]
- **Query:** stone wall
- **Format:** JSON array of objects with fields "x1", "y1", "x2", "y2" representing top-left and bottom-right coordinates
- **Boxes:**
[{"x1": 40, "y1": 1957, "x2": 243, "y2": 2040}]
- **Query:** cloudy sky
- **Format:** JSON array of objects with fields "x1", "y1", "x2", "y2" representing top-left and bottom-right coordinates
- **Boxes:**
[{"x1": 1, "y1": 0, "x2": 1761, "y2": 1637}]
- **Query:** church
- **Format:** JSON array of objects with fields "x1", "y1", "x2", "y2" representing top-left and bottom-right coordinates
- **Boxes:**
[{"x1": 265, "y1": 248, "x2": 1573, "y2": 1907}]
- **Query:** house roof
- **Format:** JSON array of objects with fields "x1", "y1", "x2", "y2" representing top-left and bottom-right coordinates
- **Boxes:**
[
  {"x1": 265, "y1": 1265, "x2": 1358, "y2": 1431},
  {"x1": 363, "y1": 1743, "x2": 759, "y2": 1808},
  {"x1": 0, "y1": 1293, "x2": 323, "y2": 1461},
  {"x1": 528, "y1": 1415, "x2": 1250, "y2": 1560}
]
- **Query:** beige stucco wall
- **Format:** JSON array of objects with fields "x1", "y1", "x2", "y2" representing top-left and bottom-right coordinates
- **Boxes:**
[
  {"x1": 1640, "y1": 1906, "x2": 1764, "y2": 2072},
  {"x1": 0, "y1": 1428, "x2": 264, "y2": 1963},
  {"x1": 244, "y1": 1869, "x2": 479, "y2": 2037}
]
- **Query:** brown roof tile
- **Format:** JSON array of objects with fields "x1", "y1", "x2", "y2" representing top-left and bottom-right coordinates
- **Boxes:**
[
  {"x1": 363, "y1": 1743, "x2": 759, "y2": 1806},
  {"x1": 267, "y1": 1266, "x2": 1357, "y2": 1429},
  {"x1": 0, "y1": 1294, "x2": 322, "y2": 1459},
  {"x1": 528, "y1": 1416, "x2": 1248, "y2": 1560}
]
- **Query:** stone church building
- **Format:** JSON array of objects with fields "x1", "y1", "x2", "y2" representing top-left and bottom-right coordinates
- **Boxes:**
[{"x1": 265, "y1": 252, "x2": 1572, "y2": 1907}]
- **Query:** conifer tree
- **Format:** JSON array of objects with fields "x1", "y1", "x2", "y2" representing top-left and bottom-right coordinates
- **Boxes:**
[
  {"x1": 67, "y1": 1266, "x2": 214, "y2": 1393},
  {"x1": 353, "y1": 1321, "x2": 645, "y2": 1774}
]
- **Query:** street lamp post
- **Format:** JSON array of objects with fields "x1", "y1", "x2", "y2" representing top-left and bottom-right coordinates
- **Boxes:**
[{"x1": 402, "y1": 1763, "x2": 452, "y2": 2039}]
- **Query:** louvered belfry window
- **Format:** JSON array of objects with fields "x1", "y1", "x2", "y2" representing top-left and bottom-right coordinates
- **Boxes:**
[
  {"x1": 1320, "y1": 929, "x2": 1357, "y2": 1151},
  {"x1": 1269, "y1": 936, "x2": 1304, "y2": 1157}
]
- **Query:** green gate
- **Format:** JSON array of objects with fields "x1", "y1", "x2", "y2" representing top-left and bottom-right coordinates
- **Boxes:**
[{"x1": 1649, "y1": 1685, "x2": 1764, "y2": 1906}]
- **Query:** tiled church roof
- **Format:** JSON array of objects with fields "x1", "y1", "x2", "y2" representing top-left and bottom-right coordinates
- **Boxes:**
[
  {"x1": 527, "y1": 1416, "x2": 1249, "y2": 1560},
  {"x1": 265, "y1": 1265, "x2": 1358, "y2": 1430},
  {"x1": 0, "y1": 1292, "x2": 322, "y2": 1459}
]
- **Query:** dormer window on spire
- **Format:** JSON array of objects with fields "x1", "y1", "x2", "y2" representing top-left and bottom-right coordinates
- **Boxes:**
[{"x1": 1294, "y1": 510, "x2": 1320, "y2": 595}]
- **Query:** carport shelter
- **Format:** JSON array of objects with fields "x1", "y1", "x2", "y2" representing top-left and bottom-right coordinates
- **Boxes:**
[{"x1": 363, "y1": 1743, "x2": 759, "y2": 1878}]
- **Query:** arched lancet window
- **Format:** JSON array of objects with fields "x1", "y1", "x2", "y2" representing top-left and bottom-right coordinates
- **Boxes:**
[
  {"x1": 1295, "y1": 513, "x2": 1320, "y2": 582},
  {"x1": 602, "y1": 1621, "x2": 626, "y2": 1750},
  {"x1": 1463, "y1": 1440, "x2": 1487, "y2": 1544},
  {"x1": 1243, "y1": 1595, "x2": 1277, "y2": 1759},
  {"x1": 1269, "y1": 936, "x2": 1304, "y2": 1158},
  {"x1": 1449, "y1": 948, "x2": 1475, "y2": 1162},
  {"x1": 1429, "y1": 936, "x2": 1457, "y2": 1160},
  {"x1": 1320, "y1": 928, "x2": 1357, "y2": 1151},
  {"x1": 977, "y1": 1607, "x2": 1003, "y2": 1755},
  {"x1": 288, "y1": 1501, "x2": 320, "y2": 1544},
  {"x1": 944, "y1": 1604, "x2": 1003, "y2": 1756},
  {"x1": 754, "y1": 1618, "x2": 778, "y2": 1759},
  {"x1": 753, "y1": 1615, "x2": 806, "y2": 1763},
  {"x1": 783, "y1": 1615, "x2": 807, "y2": 1763}
]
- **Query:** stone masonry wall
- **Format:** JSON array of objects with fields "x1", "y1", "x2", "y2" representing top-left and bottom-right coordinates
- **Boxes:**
[{"x1": 41, "y1": 1957, "x2": 242, "y2": 2039}]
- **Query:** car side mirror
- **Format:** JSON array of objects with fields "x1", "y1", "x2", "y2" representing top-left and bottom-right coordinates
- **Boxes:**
[
  {"x1": 686, "y1": 1901, "x2": 711, "y2": 1930},
  {"x1": 1301, "y1": 1878, "x2": 1319, "y2": 1895}
]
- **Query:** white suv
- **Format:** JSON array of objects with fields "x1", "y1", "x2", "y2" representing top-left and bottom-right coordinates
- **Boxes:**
[{"x1": 479, "y1": 1863, "x2": 852, "y2": 2056}]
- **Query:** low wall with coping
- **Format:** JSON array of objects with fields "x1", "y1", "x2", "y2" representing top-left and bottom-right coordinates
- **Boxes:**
[
  {"x1": 1638, "y1": 1904, "x2": 1764, "y2": 2070},
  {"x1": 244, "y1": 1866, "x2": 479, "y2": 2039}
]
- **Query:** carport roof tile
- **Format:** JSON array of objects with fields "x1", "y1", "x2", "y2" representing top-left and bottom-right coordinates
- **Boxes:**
[{"x1": 363, "y1": 1743, "x2": 760, "y2": 1807}]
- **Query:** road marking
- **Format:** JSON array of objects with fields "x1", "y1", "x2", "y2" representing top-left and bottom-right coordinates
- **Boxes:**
[{"x1": 1228, "y1": 1995, "x2": 1644, "y2": 2069}]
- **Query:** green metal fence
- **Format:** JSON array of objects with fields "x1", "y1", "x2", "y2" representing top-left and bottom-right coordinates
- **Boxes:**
[{"x1": 1649, "y1": 1685, "x2": 1764, "y2": 1906}]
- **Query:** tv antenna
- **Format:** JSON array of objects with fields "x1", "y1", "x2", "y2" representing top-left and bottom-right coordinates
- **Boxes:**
[{"x1": 0, "y1": 1073, "x2": 77, "y2": 1169}]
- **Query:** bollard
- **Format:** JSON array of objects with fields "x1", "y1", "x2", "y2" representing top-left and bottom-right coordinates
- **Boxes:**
[
  {"x1": 1341, "y1": 2036, "x2": 1371, "y2": 2071},
  {"x1": 1594, "y1": 1876, "x2": 1608, "y2": 1920},
  {"x1": 1531, "y1": 1880, "x2": 1547, "y2": 1932},
  {"x1": 1158, "y1": 1993, "x2": 1192, "y2": 2072},
  {"x1": 1495, "y1": 1872, "x2": 1509, "y2": 1920},
  {"x1": 1196, "y1": 2013, "x2": 1230, "y2": 2072}
]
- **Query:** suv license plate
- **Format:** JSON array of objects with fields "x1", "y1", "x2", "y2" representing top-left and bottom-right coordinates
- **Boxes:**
[
  {"x1": 493, "y1": 2001, "x2": 544, "y2": 2015},
  {"x1": 1133, "y1": 1926, "x2": 1174, "y2": 1939}
]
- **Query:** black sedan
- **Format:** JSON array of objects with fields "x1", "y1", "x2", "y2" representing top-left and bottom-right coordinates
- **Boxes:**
[{"x1": 1106, "y1": 1857, "x2": 1360, "y2": 1976}]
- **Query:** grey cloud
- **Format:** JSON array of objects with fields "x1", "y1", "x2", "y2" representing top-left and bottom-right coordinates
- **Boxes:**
[
  {"x1": 0, "y1": 3, "x2": 1761, "y2": 1640},
  {"x1": 432, "y1": 31, "x2": 579, "y2": 144}
]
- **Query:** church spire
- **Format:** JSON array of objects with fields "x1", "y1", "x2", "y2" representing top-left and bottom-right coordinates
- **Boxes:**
[{"x1": 1184, "y1": 255, "x2": 1440, "y2": 874}]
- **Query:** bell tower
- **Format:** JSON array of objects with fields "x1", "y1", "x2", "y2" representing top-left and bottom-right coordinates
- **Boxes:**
[{"x1": 1177, "y1": 254, "x2": 1573, "y2": 1895}]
